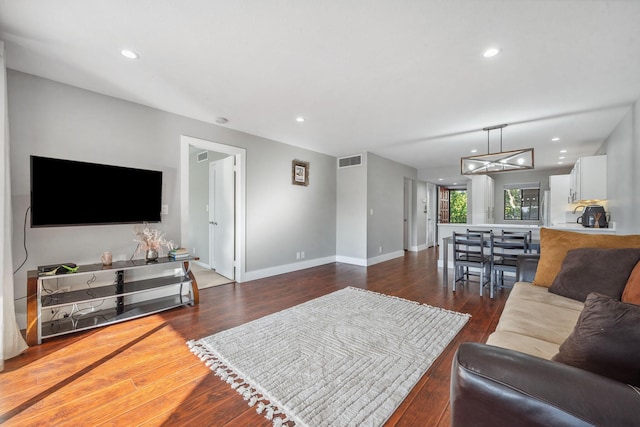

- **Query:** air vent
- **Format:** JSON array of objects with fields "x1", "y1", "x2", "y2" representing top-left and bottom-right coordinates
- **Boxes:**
[
  {"x1": 196, "y1": 151, "x2": 208, "y2": 163},
  {"x1": 338, "y1": 154, "x2": 362, "y2": 168}
]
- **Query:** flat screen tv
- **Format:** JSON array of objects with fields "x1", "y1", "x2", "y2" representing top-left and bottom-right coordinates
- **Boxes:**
[{"x1": 30, "y1": 156, "x2": 163, "y2": 227}]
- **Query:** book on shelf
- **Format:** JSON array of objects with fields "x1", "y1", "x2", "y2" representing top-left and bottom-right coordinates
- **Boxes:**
[
  {"x1": 169, "y1": 253, "x2": 191, "y2": 259},
  {"x1": 168, "y1": 247, "x2": 191, "y2": 259}
]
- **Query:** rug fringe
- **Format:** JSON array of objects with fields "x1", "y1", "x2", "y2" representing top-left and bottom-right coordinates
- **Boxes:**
[{"x1": 187, "y1": 339, "x2": 294, "y2": 427}]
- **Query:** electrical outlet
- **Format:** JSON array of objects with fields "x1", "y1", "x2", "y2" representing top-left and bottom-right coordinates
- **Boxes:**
[
  {"x1": 379, "y1": 246, "x2": 383, "y2": 253},
  {"x1": 161, "y1": 204, "x2": 169, "y2": 215},
  {"x1": 301, "y1": 251, "x2": 305, "y2": 259},
  {"x1": 296, "y1": 252, "x2": 301, "y2": 260}
]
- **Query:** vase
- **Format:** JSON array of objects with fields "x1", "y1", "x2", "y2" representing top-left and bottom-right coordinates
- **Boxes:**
[{"x1": 145, "y1": 249, "x2": 158, "y2": 262}]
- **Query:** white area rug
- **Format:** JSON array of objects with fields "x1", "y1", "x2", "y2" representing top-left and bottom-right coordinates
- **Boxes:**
[{"x1": 187, "y1": 287, "x2": 470, "y2": 427}]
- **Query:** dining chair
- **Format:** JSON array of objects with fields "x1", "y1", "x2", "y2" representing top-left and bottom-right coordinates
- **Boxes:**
[
  {"x1": 500, "y1": 230, "x2": 533, "y2": 252},
  {"x1": 491, "y1": 231, "x2": 529, "y2": 296},
  {"x1": 452, "y1": 231, "x2": 493, "y2": 296}
]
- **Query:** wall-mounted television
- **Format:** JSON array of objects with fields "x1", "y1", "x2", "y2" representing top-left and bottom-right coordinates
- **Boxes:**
[{"x1": 30, "y1": 156, "x2": 163, "y2": 227}]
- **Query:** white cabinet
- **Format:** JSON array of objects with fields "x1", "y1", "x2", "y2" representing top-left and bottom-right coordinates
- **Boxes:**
[
  {"x1": 471, "y1": 175, "x2": 495, "y2": 224},
  {"x1": 569, "y1": 155, "x2": 607, "y2": 203}
]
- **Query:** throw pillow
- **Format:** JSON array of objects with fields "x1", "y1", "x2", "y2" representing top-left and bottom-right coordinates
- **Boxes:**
[
  {"x1": 622, "y1": 261, "x2": 640, "y2": 305},
  {"x1": 552, "y1": 292, "x2": 640, "y2": 386},
  {"x1": 548, "y1": 247, "x2": 640, "y2": 302},
  {"x1": 532, "y1": 228, "x2": 640, "y2": 287}
]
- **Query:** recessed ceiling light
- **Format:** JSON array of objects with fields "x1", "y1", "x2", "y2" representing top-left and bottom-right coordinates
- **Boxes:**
[
  {"x1": 560, "y1": 149, "x2": 567, "y2": 153},
  {"x1": 558, "y1": 156, "x2": 565, "y2": 160},
  {"x1": 453, "y1": 182, "x2": 458, "y2": 185},
  {"x1": 438, "y1": 178, "x2": 443, "y2": 181},
  {"x1": 483, "y1": 47, "x2": 501, "y2": 58},
  {"x1": 470, "y1": 149, "x2": 478, "y2": 153},
  {"x1": 557, "y1": 161, "x2": 564, "y2": 165},
  {"x1": 120, "y1": 49, "x2": 140, "y2": 60},
  {"x1": 296, "y1": 117, "x2": 305, "y2": 123},
  {"x1": 551, "y1": 137, "x2": 560, "y2": 142}
]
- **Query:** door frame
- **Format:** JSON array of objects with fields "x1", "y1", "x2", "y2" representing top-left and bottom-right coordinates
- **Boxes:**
[{"x1": 180, "y1": 135, "x2": 246, "y2": 282}]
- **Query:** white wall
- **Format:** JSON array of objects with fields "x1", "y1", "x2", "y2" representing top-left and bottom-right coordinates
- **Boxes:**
[
  {"x1": 8, "y1": 71, "x2": 337, "y2": 324},
  {"x1": 600, "y1": 99, "x2": 640, "y2": 235}
]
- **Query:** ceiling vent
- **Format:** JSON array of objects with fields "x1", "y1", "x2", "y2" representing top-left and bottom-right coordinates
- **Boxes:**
[
  {"x1": 196, "y1": 151, "x2": 208, "y2": 163},
  {"x1": 338, "y1": 154, "x2": 362, "y2": 168}
]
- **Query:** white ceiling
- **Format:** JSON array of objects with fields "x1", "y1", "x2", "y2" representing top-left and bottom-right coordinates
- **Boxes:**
[{"x1": 2, "y1": 0, "x2": 639, "y2": 184}]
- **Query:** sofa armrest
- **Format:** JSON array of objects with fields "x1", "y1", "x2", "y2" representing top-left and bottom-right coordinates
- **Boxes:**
[
  {"x1": 451, "y1": 342, "x2": 640, "y2": 427},
  {"x1": 516, "y1": 253, "x2": 540, "y2": 282}
]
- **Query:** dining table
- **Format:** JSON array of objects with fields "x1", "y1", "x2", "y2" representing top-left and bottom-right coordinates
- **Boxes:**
[{"x1": 441, "y1": 235, "x2": 540, "y2": 288}]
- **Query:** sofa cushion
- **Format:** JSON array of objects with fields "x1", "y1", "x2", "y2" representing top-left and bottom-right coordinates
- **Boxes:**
[
  {"x1": 486, "y1": 282, "x2": 583, "y2": 360},
  {"x1": 552, "y1": 292, "x2": 640, "y2": 386},
  {"x1": 486, "y1": 330, "x2": 568, "y2": 360},
  {"x1": 548, "y1": 247, "x2": 640, "y2": 302},
  {"x1": 622, "y1": 261, "x2": 640, "y2": 305},
  {"x1": 532, "y1": 228, "x2": 640, "y2": 287}
]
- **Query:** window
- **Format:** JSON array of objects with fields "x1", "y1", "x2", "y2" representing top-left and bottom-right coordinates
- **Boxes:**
[
  {"x1": 438, "y1": 188, "x2": 467, "y2": 223},
  {"x1": 449, "y1": 189, "x2": 467, "y2": 223},
  {"x1": 504, "y1": 184, "x2": 540, "y2": 221}
]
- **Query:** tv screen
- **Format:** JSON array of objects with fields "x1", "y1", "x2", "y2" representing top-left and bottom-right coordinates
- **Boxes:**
[{"x1": 30, "y1": 156, "x2": 163, "y2": 227}]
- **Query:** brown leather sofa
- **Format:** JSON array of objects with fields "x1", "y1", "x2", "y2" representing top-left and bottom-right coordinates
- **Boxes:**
[{"x1": 450, "y1": 255, "x2": 640, "y2": 427}]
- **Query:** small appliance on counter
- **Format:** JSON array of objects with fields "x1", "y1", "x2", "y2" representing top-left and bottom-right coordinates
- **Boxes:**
[{"x1": 576, "y1": 205, "x2": 609, "y2": 228}]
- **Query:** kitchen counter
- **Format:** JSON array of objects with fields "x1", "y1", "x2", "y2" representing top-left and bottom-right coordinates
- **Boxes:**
[{"x1": 546, "y1": 222, "x2": 616, "y2": 234}]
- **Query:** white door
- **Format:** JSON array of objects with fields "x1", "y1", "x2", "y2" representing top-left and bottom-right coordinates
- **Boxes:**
[
  {"x1": 209, "y1": 156, "x2": 235, "y2": 280},
  {"x1": 426, "y1": 183, "x2": 436, "y2": 247},
  {"x1": 403, "y1": 179, "x2": 411, "y2": 250}
]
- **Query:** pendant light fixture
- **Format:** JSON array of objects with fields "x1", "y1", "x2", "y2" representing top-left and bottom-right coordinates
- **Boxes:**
[{"x1": 461, "y1": 124, "x2": 534, "y2": 175}]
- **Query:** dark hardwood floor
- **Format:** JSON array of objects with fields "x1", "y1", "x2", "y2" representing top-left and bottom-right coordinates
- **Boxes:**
[{"x1": 1, "y1": 247, "x2": 509, "y2": 426}]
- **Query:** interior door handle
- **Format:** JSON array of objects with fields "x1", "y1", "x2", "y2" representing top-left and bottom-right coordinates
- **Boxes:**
[{"x1": 209, "y1": 221, "x2": 217, "y2": 225}]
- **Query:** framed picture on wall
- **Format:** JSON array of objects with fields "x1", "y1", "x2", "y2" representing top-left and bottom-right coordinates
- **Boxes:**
[{"x1": 292, "y1": 160, "x2": 309, "y2": 186}]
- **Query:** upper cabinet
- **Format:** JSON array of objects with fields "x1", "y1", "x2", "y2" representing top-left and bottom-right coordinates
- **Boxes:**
[
  {"x1": 471, "y1": 175, "x2": 495, "y2": 224},
  {"x1": 570, "y1": 155, "x2": 607, "y2": 203}
]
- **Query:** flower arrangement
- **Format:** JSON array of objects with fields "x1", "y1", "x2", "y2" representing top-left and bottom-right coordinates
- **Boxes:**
[{"x1": 133, "y1": 223, "x2": 174, "y2": 255}]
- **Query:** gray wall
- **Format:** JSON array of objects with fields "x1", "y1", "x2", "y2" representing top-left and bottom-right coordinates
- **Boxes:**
[
  {"x1": 600, "y1": 99, "x2": 640, "y2": 235},
  {"x1": 336, "y1": 155, "x2": 367, "y2": 261},
  {"x1": 8, "y1": 71, "x2": 337, "y2": 314},
  {"x1": 491, "y1": 166, "x2": 572, "y2": 224},
  {"x1": 367, "y1": 153, "x2": 417, "y2": 258}
]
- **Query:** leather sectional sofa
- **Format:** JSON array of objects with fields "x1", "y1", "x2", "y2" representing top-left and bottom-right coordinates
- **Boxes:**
[{"x1": 450, "y1": 229, "x2": 640, "y2": 426}]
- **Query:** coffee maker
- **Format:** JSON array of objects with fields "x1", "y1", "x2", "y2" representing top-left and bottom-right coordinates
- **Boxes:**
[{"x1": 576, "y1": 205, "x2": 608, "y2": 228}]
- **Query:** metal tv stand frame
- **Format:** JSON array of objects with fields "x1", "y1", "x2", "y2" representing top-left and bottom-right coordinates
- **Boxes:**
[{"x1": 26, "y1": 256, "x2": 199, "y2": 345}]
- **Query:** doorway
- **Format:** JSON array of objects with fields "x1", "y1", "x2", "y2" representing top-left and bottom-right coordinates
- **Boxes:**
[
  {"x1": 208, "y1": 157, "x2": 235, "y2": 280},
  {"x1": 180, "y1": 135, "x2": 246, "y2": 283}
]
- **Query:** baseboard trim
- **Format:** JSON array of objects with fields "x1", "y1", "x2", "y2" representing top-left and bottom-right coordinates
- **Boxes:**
[
  {"x1": 366, "y1": 250, "x2": 405, "y2": 266},
  {"x1": 242, "y1": 250, "x2": 407, "y2": 282},
  {"x1": 242, "y1": 256, "x2": 337, "y2": 282},
  {"x1": 335, "y1": 256, "x2": 367, "y2": 266},
  {"x1": 406, "y1": 244, "x2": 429, "y2": 252}
]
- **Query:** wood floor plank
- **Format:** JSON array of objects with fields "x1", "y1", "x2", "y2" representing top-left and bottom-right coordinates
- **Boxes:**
[{"x1": 2, "y1": 248, "x2": 509, "y2": 426}]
